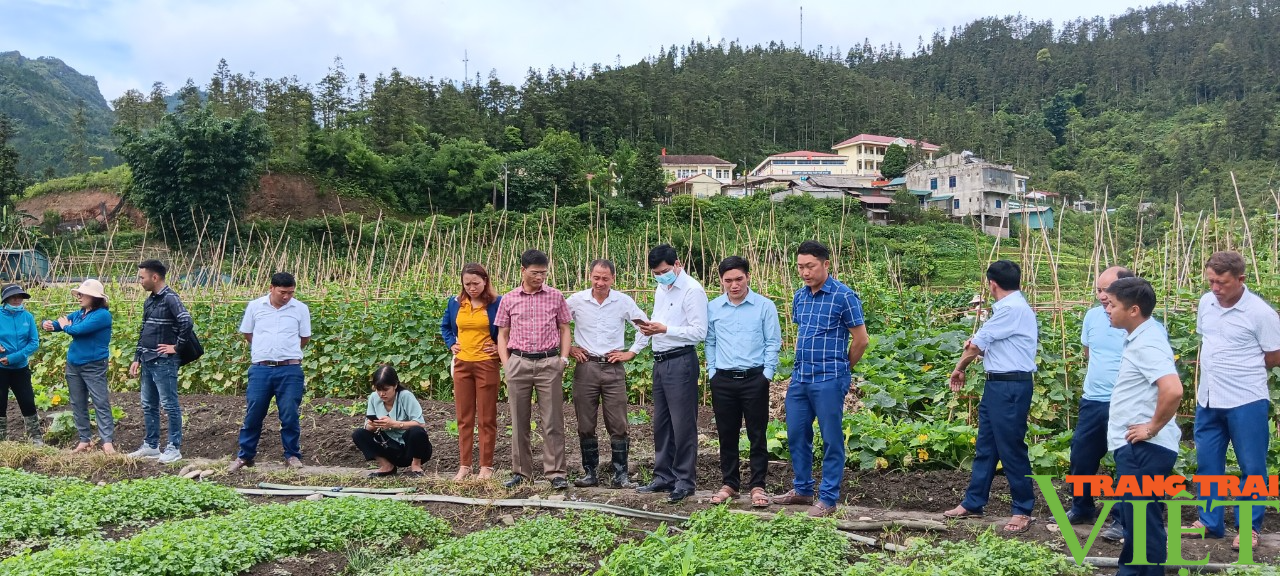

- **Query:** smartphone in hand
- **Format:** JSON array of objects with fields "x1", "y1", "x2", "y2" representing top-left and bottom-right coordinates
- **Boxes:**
[{"x1": 366, "y1": 414, "x2": 378, "y2": 421}]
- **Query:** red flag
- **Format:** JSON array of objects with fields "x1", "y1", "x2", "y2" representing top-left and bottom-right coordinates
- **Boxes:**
[{"x1": 661, "y1": 148, "x2": 667, "y2": 156}]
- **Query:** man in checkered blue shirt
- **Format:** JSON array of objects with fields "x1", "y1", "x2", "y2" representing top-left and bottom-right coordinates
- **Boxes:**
[{"x1": 773, "y1": 240, "x2": 869, "y2": 517}]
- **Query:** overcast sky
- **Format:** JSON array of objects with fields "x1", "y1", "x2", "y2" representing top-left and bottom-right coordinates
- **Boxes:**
[{"x1": 3, "y1": 0, "x2": 1156, "y2": 102}]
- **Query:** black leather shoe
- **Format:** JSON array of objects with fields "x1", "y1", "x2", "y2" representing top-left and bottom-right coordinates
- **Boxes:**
[
  {"x1": 1100, "y1": 520, "x2": 1124, "y2": 542},
  {"x1": 549, "y1": 476, "x2": 569, "y2": 490},
  {"x1": 1066, "y1": 509, "x2": 1097, "y2": 525},
  {"x1": 636, "y1": 480, "x2": 674, "y2": 494},
  {"x1": 503, "y1": 474, "x2": 526, "y2": 489},
  {"x1": 668, "y1": 487, "x2": 694, "y2": 503}
]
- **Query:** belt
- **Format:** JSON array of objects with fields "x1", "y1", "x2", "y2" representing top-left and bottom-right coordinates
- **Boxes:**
[
  {"x1": 584, "y1": 353, "x2": 614, "y2": 364},
  {"x1": 986, "y1": 371, "x2": 1033, "y2": 381},
  {"x1": 510, "y1": 348, "x2": 560, "y2": 360},
  {"x1": 653, "y1": 345, "x2": 696, "y2": 363},
  {"x1": 719, "y1": 366, "x2": 764, "y2": 380},
  {"x1": 255, "y1": 359, "x2": 301, "y2": 367}
]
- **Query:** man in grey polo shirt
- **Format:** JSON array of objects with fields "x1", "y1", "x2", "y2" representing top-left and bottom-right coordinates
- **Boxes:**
[
  {"x1": 1193, "y1": 251, "x2": 1280, "y2": 550},
  {"x1": 228, "y1": 272, "x2": 312, "y2": 471},
  {"x1": 1104, "y1": 276, "x2": 1183, "y2": 576}
]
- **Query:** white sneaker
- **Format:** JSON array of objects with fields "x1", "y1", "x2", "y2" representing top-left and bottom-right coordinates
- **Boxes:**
[
  {"x1": 157, "y1": 444, "x2": 182, "y2": 464},
  {"x1": 128, "y1": 444, "x2": 161, "y2": 459}
]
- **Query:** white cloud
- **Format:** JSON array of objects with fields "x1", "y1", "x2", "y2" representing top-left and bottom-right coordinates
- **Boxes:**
[{"x1": 1, "y1": 0, "x2": 1154, "y2": 100}]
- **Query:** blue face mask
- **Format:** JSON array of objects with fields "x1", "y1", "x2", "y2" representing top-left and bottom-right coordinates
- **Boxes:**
[
  {"x1": 654, "y1": 270, "x2": 677, "y2": 286},
  {"x1": 3, "y1": 304, "x2": 24, "y2": 312}
]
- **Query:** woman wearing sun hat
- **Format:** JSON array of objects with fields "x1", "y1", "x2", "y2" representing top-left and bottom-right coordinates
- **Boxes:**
[
  {"x1": 43, "y1": 279, "x2": 115, "y2": 453},
  {"x1": 0, "y1": 283, "x2": 41, "y2": 444}
]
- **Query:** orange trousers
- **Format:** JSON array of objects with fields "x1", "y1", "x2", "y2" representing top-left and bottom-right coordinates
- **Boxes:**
[{"x1": 453, "y1": 358, "x2": 500, "y2": 467}]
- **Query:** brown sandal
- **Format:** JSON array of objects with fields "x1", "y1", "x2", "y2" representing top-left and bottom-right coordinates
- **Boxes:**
[
  {"x1": 1003, "y1": 514, "x2": 1036, "y2": 534},
  {"x1": 750, "y1": 487, "x2": 771, "y2": 508},
  {"x1": 709, "y1": 485, "x2": 738, "y2": 505}
]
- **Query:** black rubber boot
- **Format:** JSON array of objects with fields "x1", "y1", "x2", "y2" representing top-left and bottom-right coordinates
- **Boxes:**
[
  {"x1": 574, "y1": 437, "x2": 599, "y2": 487},
  {"x1": 611, "y1": 438, "x2": 636, "y2": 488},
  {"x1": 24, "y1": 415, "x2": 43, "y2": 447}
]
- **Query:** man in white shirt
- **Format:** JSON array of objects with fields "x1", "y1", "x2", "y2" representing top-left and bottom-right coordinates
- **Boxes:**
[
  {"x1": 1193, "y1": 251, "x2": 1280, "y2": 550},
  {"x1": 228, "y1": 272, "x2": 312, "y2": 472},
  {"x1": 631, "y1": 244, "x2": 708, "y2": 503},
  {"x1": 566, "y1": 259, "x2": 648, "y2": 488}
]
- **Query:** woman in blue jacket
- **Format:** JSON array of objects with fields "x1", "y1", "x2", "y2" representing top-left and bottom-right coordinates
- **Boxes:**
[
  {"x1": 439, "y1": 263, "x2": 502, "y2": 481},
  {"x1": 43, "y1": 279, "x2": 115, "y2": 454},
  {"x1": 0, "y1": 284, "x2": 41, "y2": 444}
]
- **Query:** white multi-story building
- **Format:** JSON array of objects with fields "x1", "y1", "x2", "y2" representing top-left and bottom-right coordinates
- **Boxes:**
[
  {"x1": 831, "y1": 134, "x2": 941, "y2": 177},
  {"x1": 749, "y1": 150, "x2": 848, "y2": 176},
  {"x1": 659, "y1": 155, "x2": 736, "y2": 184},
  {"x1": 908, "y1": 152, "x2": 1029, "y2": 237}
]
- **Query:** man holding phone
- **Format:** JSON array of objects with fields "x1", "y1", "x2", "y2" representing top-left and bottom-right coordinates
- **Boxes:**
[
  {"x1": 565, "y1": 259, "x2": 648, "y2": 488},
  {"x1": 630, "y1": 244, "x2": 708, "y2": 503}
]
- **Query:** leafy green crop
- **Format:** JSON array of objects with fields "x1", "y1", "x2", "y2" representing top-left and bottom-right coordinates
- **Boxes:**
[
  {"x1": 0, "y1": 474, "x2": 246, "y2": 543},
  {"x1": 846, "y1": 530, "x2": 1094, "y2": 576},
  {"x1": 0, "y1": 497, "x2": 449, "y2": 576},
  {"x1": 0, "y1": 468, "x2": 80, "y2": 500},
  {"x1": 598, "y1": 507, "x2": 849, "y2": 576},
  {"x1": 382, "y1": 511, "x2": 624, "y2": 576}
]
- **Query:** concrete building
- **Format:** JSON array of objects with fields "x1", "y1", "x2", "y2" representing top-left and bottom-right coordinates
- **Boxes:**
[
  {"x1": 749, "y1": 151, "x2": 848, "y2": 176},
  {"x1": 666, "y1": 173, "x2": 723, "y2": 198},
  {"x1": 831, "y1": 134, "x2": 941, "y2": 177},
  {"x1": 907, "y1": 151, "x2": 1029, "y2": 237},
  {"x1": 659, "y1": 155, "x2": 736, "y2": 184}
]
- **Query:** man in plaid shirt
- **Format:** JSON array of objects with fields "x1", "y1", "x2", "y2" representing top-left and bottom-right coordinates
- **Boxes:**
[
  {"x1": 774, "y1": 240, "x2": 869, "y2": 516},
  {"x1": 495, "y1": 249, "x2": 573, "y2": 490}
]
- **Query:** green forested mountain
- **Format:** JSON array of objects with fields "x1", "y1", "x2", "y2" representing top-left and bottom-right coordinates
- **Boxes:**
[
  {"x1": 0, "y1": 51, "x2": 116, "y2": 175},
  {"x1": 7, "y1": 0, "x2": 1280, "y2": 216}
]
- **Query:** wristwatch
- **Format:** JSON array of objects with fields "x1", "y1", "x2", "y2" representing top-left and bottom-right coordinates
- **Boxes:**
[{"x1": 561, "y1": 356, "x2": 570, "y2": 364}]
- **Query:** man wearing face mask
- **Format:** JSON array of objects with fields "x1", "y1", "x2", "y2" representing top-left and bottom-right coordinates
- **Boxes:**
[{"x1": 631, "y1": 244, "x2": 708, "y2": 503}]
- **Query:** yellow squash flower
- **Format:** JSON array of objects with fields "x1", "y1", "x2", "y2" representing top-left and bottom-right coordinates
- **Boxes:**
[
  {"x1": 917, "y1": 434, "x2": 928, "y2": 443},
  {"x1": 917, "y1": 449, "x2": 929, "y2": 461},
  {"x1": 921, "y1": 364, "x2": 933, "y2": 372},
  {"x1": 51, "y1": 394, "x2": 61, "y2": 406}
]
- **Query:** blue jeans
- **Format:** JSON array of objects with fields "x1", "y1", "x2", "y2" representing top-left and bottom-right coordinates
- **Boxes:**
[
  {"x1": 1195, "y1": 399, "x2": 1271, "y2": 537},
  {"x1": 1068, "y1": 398, "x2": 1111, "y2": 518},
  {"x1": 238, "y1": 364, "x2": 306, "y2": 461},
  {"x1": 786, "y1": 375, "x2": 849, "y2": 507},
  {"x1": 1114, "y1": 442, "x2": 1177, "y2": 576},
  {"x1": 140, "y1": 356, "x2": 181, "y2": 449},
  {"x1": 961, "y1": 379, "x2": 1036, "y2": 516}
]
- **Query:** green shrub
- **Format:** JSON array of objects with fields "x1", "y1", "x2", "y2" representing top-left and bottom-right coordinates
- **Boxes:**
[
  {"x1": 0, "y1": 475, "x2": 246, "y2": 542},
  {"x1": 598, "y1": 506, "x2": 850, "y2": 576},
  {"x1": 846, "y1": 531, "x2": 1093, "y2": 576},
  {"x1": 382, "y1": 511, "x2": 625, "y2": 576},
  {"x1": 0, "y1": 497, "x2": 449, "y2": 576}
]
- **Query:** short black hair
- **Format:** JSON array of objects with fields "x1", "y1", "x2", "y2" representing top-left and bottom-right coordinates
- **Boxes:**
[
  {"x1": 986, "y1": 260, "x2": 1021, "y2": 291},
  {"x1": 796, "y1": 240, "x2": 831, "y2": 262},
  {"x1": 718, "y1": 256, "x2": 750, "y2": 277},
  {"x1": 271, "y1": 272, "x2": 296, "y2": 288},
  {"x1": 1106, "y1": 276, "x2": 1156, "y2": 317},
  {"x1": 648, "y1": 244, "x2": 677, "y2": 269},
  {"x1": 1115, "y1": 268, "x2": 1136, "y2": 280},
  {"x1": 520, "y1": 249, "x2": 549, "y2": 268},
  {"x1": 589, "y1": 259, "x2": 616, "y2": 276},
  {"x1": 139, "y1": 259, "x2": 168, "y2": 279}
]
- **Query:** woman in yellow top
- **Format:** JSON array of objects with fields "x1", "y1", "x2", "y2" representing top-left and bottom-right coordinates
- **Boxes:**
[{"x1": 439, "y1": 263, "x2": 502, "y2": 481}]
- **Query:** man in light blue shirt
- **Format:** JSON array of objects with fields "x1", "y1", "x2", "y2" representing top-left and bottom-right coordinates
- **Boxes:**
[
  {"x1": 1104, "y1": 276, "x2": 1183, "y2": 576},
  {"x1": 946, "y1": 260, "x2": 1039, "y2": 534},
  {"x1": 1068, "y1": 266, "x2": 1133, "y2": 540},
  {"x1": 705, "y1": 256, "x2": 781, "y2": 508}
]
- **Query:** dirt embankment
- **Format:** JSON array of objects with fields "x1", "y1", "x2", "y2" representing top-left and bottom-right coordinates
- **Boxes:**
[{"x1": 16, "y1": 173, "x2": 385, "y2": 228}]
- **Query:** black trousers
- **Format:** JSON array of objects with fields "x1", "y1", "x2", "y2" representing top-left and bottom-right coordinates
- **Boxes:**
[
  {"x1": 0, "y1": 367, "x2": 37, "y2": 418},
  {"x1": 710, "y1": 370, "x2": 769, "y2": 491},
  {"x1": 652, "y1": 352, "x2": 700, "y2": 491},
  {"x1": 351, "y1": 427, "x2": 433, "y2": 467}
]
